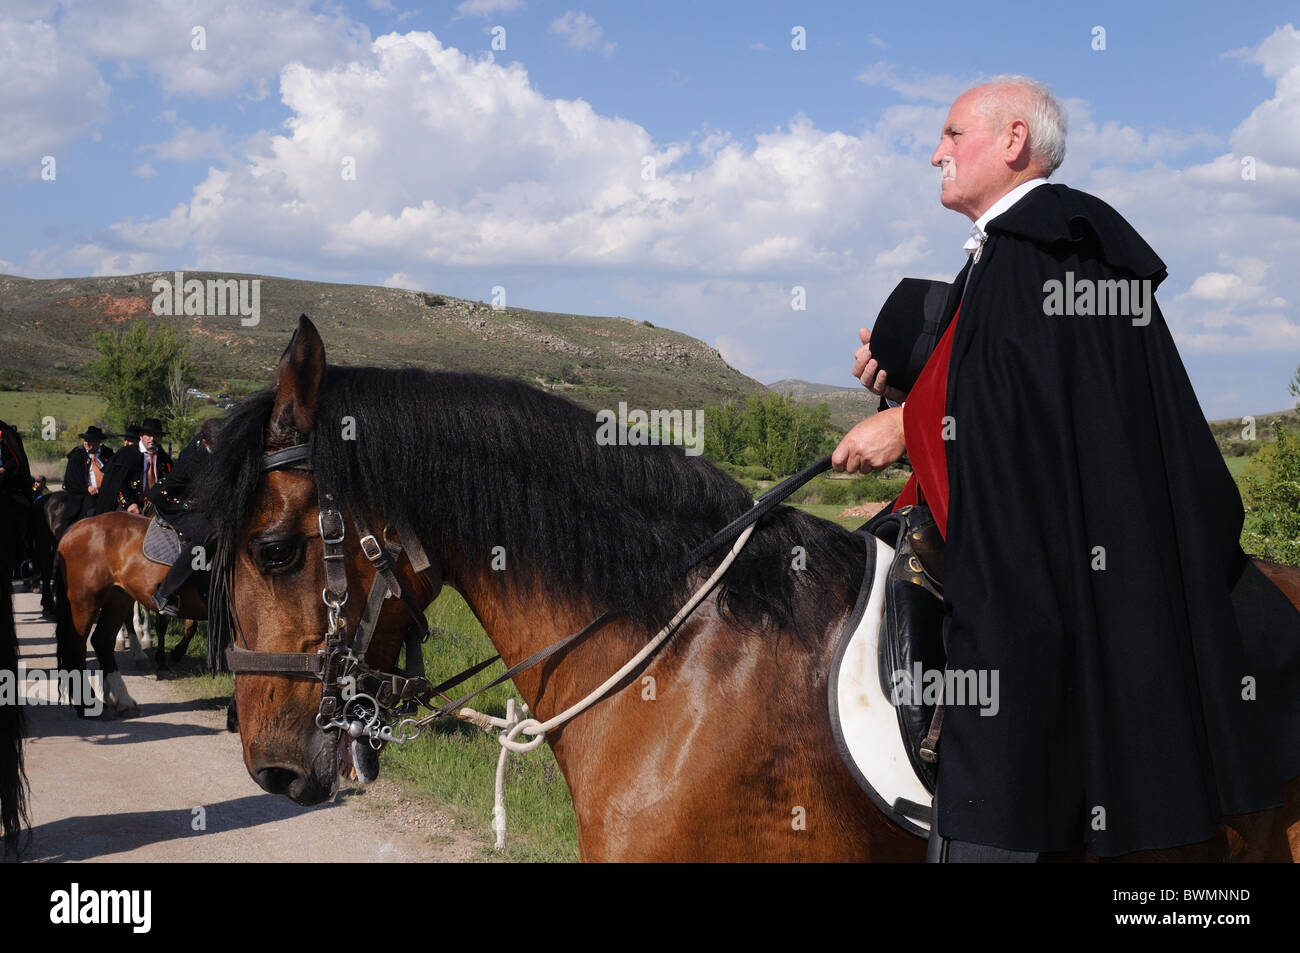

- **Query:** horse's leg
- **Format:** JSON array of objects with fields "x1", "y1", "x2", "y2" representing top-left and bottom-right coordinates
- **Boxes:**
[
  {"x1": 135, "y1": 601, "x2": 154, "y2": 651},
  {"x1": 91, "y1": 591, "x2": 141, "y2": 718},
  {"x1": 54, "y1": 556, "x2": 99, "y2": 717},
  {"x1": 154, "y1": 612, "x2": 171, "y2": 670},
  {"x1": 118, "y1": 603, "x2": 147, "y2": 662},
  {"x1": 167, "y1": 619, "x2": 198, "y2": 667}
]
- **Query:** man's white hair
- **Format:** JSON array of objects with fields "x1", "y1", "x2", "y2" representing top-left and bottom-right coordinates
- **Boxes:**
[{"x1": 974, "y1": 74, "x2": 1067, "y2": 175}]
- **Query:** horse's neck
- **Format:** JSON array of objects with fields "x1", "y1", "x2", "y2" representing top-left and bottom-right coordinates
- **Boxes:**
[{"x1": 452, "y1": 570, "x2": 637, "y2": 722}]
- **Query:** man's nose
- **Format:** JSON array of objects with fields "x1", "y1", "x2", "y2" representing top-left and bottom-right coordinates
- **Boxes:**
[{"x1": 931, "y1": 145, "x2": 946, "y2": 167}]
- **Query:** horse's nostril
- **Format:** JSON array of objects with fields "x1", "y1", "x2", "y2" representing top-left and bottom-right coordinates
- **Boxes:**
[{"x1": 255, "y1": 765, "x2": 301, "y2": 796}]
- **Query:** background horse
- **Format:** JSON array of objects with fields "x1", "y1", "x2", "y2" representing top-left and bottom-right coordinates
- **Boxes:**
[
  {"x1": 31, "y1": 490, "x2": 69, "y2": 619},
  {"x1": 38, "y1": 491, "x2": 167, "y2": 654},
  {"x1": 210, "y1": 317, "x2": 1300, "y2": 861},
  {"x1": 1, "y1": 529, "x2": 29, "y2": 856},
  {"x1": 55, "y1": 513, "x2": 205, "y2": 717}
]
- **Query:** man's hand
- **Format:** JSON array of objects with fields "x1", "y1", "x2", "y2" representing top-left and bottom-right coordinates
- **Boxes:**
[
  {"x1": 127, "y1": 503, "x2": 139, "y2": 514},
  {"x1": 832, "y1": 407, "x2": 905, "y2": 474},
  {"x1": 88, "y1": 485, "x2": 98, "y2": 495},
  {"x1": 851, "y1": 327, "x2": 908, "y2": 403}
]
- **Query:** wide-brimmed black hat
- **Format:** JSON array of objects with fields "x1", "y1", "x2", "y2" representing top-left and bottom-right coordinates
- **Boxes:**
[
  {"x1": 78, "y1": 425, "x2": 106, "y2": 442},
  {"x1": 138, "y1": 418, "x2": 168, "y2": 436},
  {"x1": 868, "y1": 278, "x2": 952, "y2": 394}
]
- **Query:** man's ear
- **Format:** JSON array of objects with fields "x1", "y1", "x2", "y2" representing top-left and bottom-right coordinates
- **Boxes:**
[{"x1": 1004, "y1": 118, "x2": 1031, "y2": 166}]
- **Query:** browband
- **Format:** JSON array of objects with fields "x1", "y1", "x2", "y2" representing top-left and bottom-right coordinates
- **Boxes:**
[{"x1": 262, "y1": 443, "x2": 312, "y2": 471}]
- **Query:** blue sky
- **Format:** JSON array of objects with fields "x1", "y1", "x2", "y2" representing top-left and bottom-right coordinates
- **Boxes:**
[{"x1": 4, "y1": 0, "x2": 1300, "y2": 417}]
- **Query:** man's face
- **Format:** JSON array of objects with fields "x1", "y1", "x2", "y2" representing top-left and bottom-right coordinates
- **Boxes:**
[
  {"x1": 140, "y1": 434, "x2": 157, "y2": 451},
  {"x1": 930, "y1": 89, "x2": 1013, "y2": 221},
  {"x1": 82, "y1": 439, "x2": 99, "y2": 454}
]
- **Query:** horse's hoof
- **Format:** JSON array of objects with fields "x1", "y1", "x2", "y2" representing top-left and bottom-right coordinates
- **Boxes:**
[
  {"x1": 114, "y1": 634, "x2": 126, "y2": 650},
  {"x1": 140, "y1": 636, "x2": 153, "y2": 650},
  {"x1": 114, "y1": 704, "x2": 142, "y2": 719}
]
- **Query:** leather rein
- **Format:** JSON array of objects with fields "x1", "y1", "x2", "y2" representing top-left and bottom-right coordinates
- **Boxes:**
[{"x1": 223, "y1": 440, "x2": 832, "y2": 749}]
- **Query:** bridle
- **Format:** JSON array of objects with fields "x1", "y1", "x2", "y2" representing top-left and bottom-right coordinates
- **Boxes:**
[
  {"x1": 223, "y1": 439, "x2": 833, "y2": 751},
  {"x1": 224, "y1": 442, "x2": 447, "y2": 746}
]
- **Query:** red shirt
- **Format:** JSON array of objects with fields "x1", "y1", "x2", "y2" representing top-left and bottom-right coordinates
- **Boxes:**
[{"x1": 893, "y1": 305, "x2": 959, "y2": 537}]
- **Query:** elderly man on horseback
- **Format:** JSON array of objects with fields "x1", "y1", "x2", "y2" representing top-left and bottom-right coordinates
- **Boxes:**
[
  {"x1": 834, "y1": 75, "x2": 1300, "y2": 861},
  {"x1": 148, "y1": 419, "x2": 218, "y2": 617}
]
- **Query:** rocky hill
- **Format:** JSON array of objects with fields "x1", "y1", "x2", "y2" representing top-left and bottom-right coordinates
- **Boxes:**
[
  {"x1": 766, "y1": 377, "x2": 879, "y2": 430},
  {"x1": 0, "y1": 272, "x2": 764, "y2": 413}
]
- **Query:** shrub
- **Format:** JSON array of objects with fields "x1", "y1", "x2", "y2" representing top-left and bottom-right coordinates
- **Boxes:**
[{"x1": 1241, "y1": 426, "x2": 1300, "y2": 567}]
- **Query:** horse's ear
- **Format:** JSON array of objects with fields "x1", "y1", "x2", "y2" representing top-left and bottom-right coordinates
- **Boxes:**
[{"x1": 266, "y1": 315, "x2": 325, "y2": 450}]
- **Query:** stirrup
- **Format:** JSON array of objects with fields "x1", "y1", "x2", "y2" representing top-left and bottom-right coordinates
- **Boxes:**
[{"x1": 152, "y1": 588, "x2": 180, "y2": 617}]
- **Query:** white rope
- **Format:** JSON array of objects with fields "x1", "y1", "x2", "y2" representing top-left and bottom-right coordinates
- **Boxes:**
[{"x1": 456, "y1": 513, "x2": 759, "y2": 849}]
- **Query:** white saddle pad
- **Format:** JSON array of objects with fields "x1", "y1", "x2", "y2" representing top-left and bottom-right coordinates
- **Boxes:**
[{"x1": 828, "y1": 534, "x2": 933, "y2": 838}]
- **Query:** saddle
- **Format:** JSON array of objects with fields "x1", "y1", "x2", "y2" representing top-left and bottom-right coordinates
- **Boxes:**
[
  {"x1": 142, "y1": 514, "x2": 183, "y2": 566},
  {"x1": 827, "y1": 504, "x2": 947, "y2": 838}
]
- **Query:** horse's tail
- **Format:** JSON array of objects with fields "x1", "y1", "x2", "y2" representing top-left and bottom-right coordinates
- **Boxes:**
[
  {"x1": 0, "y1": 542, "x2": 30, "y2": 856},
  {"x1": 53, "y1": 551, "x2": 78, "y2": 677}
]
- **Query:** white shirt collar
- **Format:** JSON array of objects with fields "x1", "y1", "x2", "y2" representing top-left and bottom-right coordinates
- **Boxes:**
[{"x1": 963, "y1": 177, "x2": 1050, "y2": 255}]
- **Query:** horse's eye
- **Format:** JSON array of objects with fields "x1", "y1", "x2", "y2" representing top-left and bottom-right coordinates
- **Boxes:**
[{"x1": 255, "y1": 539, "x2": 303, "y2": 573}]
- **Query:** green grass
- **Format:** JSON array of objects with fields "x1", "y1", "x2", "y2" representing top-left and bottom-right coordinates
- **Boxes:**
[
  {"x1": 159, "y1": 621, "x2": 233, "y2": 700},
  {"x1": 0, "y1": 392, "x2": 107, "y2": 467},
  {"x1": 0, "y1": 390, "x2": 105, "y2": 428},
  {"x1": 382, "y1": 590, "x2": 580, "y2": 861},
  {"x1": 1224, "y1": 455, "x2": 1252, "y2": 479},
  {"x1": 789, "y1": 502, "x2": 878, "y2": 531}
]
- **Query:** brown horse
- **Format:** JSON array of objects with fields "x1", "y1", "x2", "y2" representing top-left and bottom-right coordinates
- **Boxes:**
[
  {"x1": 210, "y1": 316, "x2": 1300, "y2": 861},
  {"x1": 55, "y1": 513, "x2": 205, "y2": 717}
]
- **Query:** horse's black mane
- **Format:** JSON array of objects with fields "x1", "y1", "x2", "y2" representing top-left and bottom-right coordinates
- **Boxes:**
[{"x1": 204, "y1": 366, "x2": 863, "y2": 648}]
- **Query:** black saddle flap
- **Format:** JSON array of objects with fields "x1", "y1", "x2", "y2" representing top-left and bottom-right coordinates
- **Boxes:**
[{"x1": 864, "y1": 505, "x2": 946, "y2": 792}]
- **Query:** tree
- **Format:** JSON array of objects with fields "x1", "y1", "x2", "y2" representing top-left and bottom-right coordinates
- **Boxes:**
[
  {"x1": 703, "y1": 401, "x2": 745, "y2": 464},
  {"x1": 1290, "y1": 360, "x2": 1299, "y2": 407},
  {"x1": 167, "y1": 358, "x2": 200, "y2": 445},
  {"x1": 1241, "y1": 425, "x2": 1300, "y2": 567},
  {"x1": 86, "y1": 320, "x2": 194, "y2": 434},
  {"x1": 701, "y1": 392, "x2": 837, "y2": 476}
]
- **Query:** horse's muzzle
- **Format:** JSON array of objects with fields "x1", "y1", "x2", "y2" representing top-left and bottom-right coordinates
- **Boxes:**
[{"x1": 250, "y1": 730, "x2": 339, "y2": 805}]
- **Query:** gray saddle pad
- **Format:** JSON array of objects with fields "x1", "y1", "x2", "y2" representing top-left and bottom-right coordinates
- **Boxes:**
[{"x1": 143, "y1": 516, "x2": 182, "y2": 566}]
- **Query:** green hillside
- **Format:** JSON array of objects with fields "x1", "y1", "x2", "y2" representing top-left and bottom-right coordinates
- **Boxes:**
[{"x1": 0, "y1": 272, "x2": 764, "y2": 414}]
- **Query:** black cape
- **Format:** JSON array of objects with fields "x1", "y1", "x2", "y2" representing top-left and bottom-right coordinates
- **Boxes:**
[
  {"x1": 147, "y1": 438, "x2": 212, "y2": 538},
  {"x1": 96, "y1": 444, "x2": 172, "y2": 514},
  {"x1": 64, "y1": 445, "x2": 114, "y2": 521},
  {"x1": 932, "y1": 183, "x2": 1300, "y2": 855}
]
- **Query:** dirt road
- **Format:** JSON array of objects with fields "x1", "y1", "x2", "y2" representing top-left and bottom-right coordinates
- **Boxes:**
[{"x1": 7, "y1": 589, "x2": 478, "y2": 863}]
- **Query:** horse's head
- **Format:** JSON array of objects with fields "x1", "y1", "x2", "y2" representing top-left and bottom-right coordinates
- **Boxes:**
[{"x1": 216, "y1": 316, "x2": 441, "y2": 805}]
